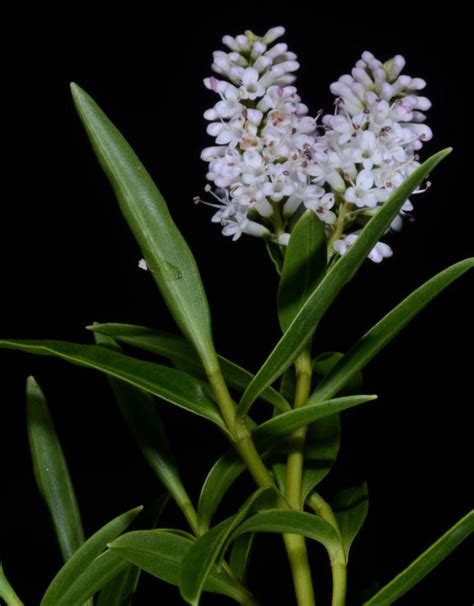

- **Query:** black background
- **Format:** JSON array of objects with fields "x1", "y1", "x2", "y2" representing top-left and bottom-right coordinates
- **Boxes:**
[{"x1": 1, "y1": 9, "x2": 472, "y2": 606}]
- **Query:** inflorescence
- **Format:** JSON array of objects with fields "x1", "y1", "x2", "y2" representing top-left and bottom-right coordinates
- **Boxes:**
[{"x1": 196, "y1": 27, "x2": 432, "y2": 262}]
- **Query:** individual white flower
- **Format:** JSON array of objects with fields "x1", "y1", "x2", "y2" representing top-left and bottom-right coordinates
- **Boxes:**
[
  {"x1": 351, "y1": 131, "x2": 383, "y2": 169},
  {"x1": 368, "y1": 241, "x2": 393, "y2": 263},
  {"x1": 138, "y1": 258, "x2": 148, "y2": 271},
  {"x1": 344, "y1": 170, "x2": 381, "y2": 208},
  {"x1": 239, "y1": 67, "x2": 266, "y2": 100},
  {"x1": 313, "y1": 193, "x2": 336, "y2": 224},
  {"x1": 222, "y1": 217, "x2": 270, "y2": 241}
]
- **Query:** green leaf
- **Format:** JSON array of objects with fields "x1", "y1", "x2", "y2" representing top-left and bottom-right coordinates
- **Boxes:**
[
  {"x1": 229, "y1": 533, "x2": 255, "y2": 584},
  {"x1": 94, "y1": 332, "x2": 197, "y2": 532},
  {"x1": 364, "y1": 510, "x2": 474, "y2": 605},
  {"x1": 278, "y1": 210, "x2": 327, "y2": 332},
  {"x1": 41, "y1": 506, "x2": 142, "y2": 606},
  {"x1": 0, "y1": 562, "x2": 23, "y2": 606},
  {"x1": 0, "y1": 340, "x2": 226, "y2": 429},
  {"x1": 97, "y1": 495, "x2": 169, "y2": 606},
  {"x1": 180, "y1": 488, "x2": 276, "y2": 605},
  {"x1": 230, "y1": 510, "x2": 340, "y2": 557},
  {"x1": 333, "y1": 482, "x2": 369, "y2": 562},
  {"x1": 312, "y1": 257, "x2": 474, "y2": 403},
  {"x1": 26, "y1": 377, "x2": 85, "y2": 562},
  {"x1": 90, "y1": 323, "x2": 290, "y2": 413},
  {"x1": 198, "y1": 395, "x2": 375, "y2": 532},
  {"x1": 109, "y1": 530, "x2": 251, "y2": 604},
  {"x1": 237, "y1": 149, "x2": 452, "y2": 416},
  {"x1": 48, "y1": 550, "x2": 128, "y2": 606},
  {"x1": 70, "y1": 83, "x2": 218, "y2": 372}
]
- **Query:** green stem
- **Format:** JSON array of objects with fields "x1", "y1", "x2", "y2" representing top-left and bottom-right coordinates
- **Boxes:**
[
  {"x1": 327, "y1": 198, "x2": 351, "y2": 259},
  {"x1": 0, "y1": 564, "x2": 23, "y2": 606},
  {"x1": 330, "y1": 559, "x2": 347, "y2": 606},
  {"x1": 283, "y1": 349, "x2": 316, "y2": 606},
  {"x1": 308, "y1": 493, "x2": 347, "y2": 606}
]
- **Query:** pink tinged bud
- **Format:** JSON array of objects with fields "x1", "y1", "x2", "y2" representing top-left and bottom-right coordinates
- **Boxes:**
[
  {"x1": 263, "y1": 26, "x2": 286, "y2": 44},
  {"x1": 278, "y1": 60, "x2": 300, "y2": 73},
  {"x1": 254, "y1": 55, "x2": 273, "y2": 72},
  {"x1": 207, "y1": 122, "x2": 224, "y2": 137},
  {"x1": 230, "y1": 65, "x2": 245, "y2": 80},
  {"x1": 204, "y1": 76, "x2": 220, "y2": 91},
  {"x1": 414, "y1": 96, "x2": 431, "y2": 111},
  {"x1": 362, "y1": 50, "x2": 376, "y2": 64},
  {"x1": 266, "y1": 43, "x2": 288, "y2": 59},
  {"x1": 409, "y1": 78, "x2": 427, "y2": 90},
  {"x1": 389, "y1": 55, "x2": 406, "y2": 80},
  {"x1": 222, "y1": 35, "x2": 239, "y2": 51},
  {"x1": 203, "y1": 108, "x2": 218, "y2": 120},
  {"x1": 397, "y1": 75, "x2": 412, "y2": 89},
  {"x1": 278, "y1": 74, "x2": 297, "y2": 86},
  {"x1": 228, "y1": 51, "x2": 243, "y2": 63},
  {"x1": 352, "y1": 67, "x2": 374, "y2": 88},
  {"x1": 411, "y1": 111, "x2": 427, "y2": 123},
  {"x1": 251, "y1": 41, "x2": 267, "y2": 59},
  {"x1": 201, "y1": 147, "x2": 225, "y2": 162},
  {"x1": 330, "y1": 82, "x2": 363, "y2": 108},
  {"x1": 373, "y1": 67, "x2": 387, "y2": 86},
  {"x1": 408, "y1": 123, "x2": 433, "y2": 141},
  {"x1": 339, "y1": 74, "x2": 354, "y2": 85},
  {"x1": 235, "y1": 34, "x2": 250, "y2": 51},
  {"x1": 380, "y1": 82, "x2": 395, "y2": 100},
  {"x1": 351, "y1": 82, "x2": 366, "y2": 101}
]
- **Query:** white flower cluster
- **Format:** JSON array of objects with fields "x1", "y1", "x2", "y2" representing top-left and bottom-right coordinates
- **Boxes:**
[{"x1": 197, "y1": 27, "x2": 432, "y2": 262}]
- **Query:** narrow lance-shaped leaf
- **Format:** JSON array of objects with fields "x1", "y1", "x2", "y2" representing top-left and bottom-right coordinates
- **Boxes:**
[
  {"x1": 364, "y1": 510, "x2": 474, "y2": 605},
  {"x1": 89, "y1": 323, "x2": 290, "y2": 413},
  {"x1": 109, "y1": 530, "x2": 253, "y2": 604},
  {"x1": 71, "y1": 84, "x2": 219, "y2": 372},
  {"x1": 332, "y1": 482, "x2": 369, "y2": 562},
  {"x1": 0, "y1": 340, "x2": 226, "y2": 430},
  {"x1": 44, "y1": 551, "x2": 128, "y2": 606},
  {"x1": 277, "y1": 210, "x2": 327, "y2": 332},
  {"x1": 0, "y1": 563, "x2": 23, "y2": 606},
  {"x1": 26, "y1": 377, "x2": 85, "y2": 562},
  {"x1": 197, "y1": 395, "x2": 376, "y2": 532},
  {"x1": 180, "y1": 488, "x2": 277, "y2": 606},
  {"x1": 312, "y1": 257, "x2": 474, "y2": 403},
  {"x1": 94, "y1": 332, "x2": 198, "y2": 533},
  {"x1": 97, "y1": 495, "x2": 169, "y2": 606},
  {"x1": 229, "y1": 510, "x2": 340, "y2": 559},
  {"x1": 237, "y1": 148, "x2": 452, "y2": 417},
  {"x1": 41, "y1": 506, "x2": 143, "y2": 606}
]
